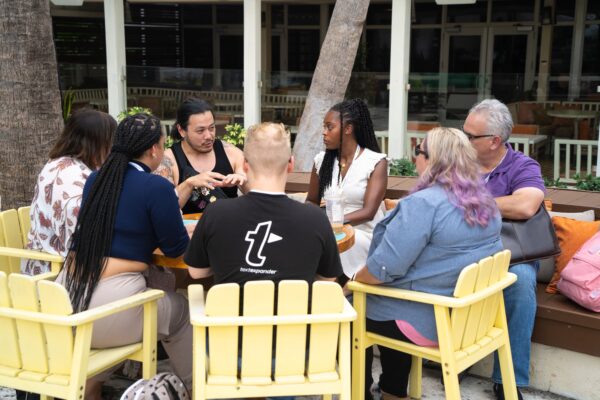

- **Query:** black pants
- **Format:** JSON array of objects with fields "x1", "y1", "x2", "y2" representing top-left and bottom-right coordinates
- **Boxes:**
[{"x1": 366, "y1": 319, "x2": 413, "y2": 398}]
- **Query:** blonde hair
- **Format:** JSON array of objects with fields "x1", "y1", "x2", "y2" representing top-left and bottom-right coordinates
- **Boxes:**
[
  {"x1": 413, "y1": 127, "x2": 498, "y2": 226},
  {"x1": 244, "y1": 122, "x2": 291, "y2": 175}
]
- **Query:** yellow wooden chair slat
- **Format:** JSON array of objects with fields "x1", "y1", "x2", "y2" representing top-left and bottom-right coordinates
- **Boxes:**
[
  {"x1": 17, "y1": 206, "x2": 31, "y2": 246},
  {"x1": 9, "y1": 274, "x2": 49, "y2": 375},
  {"x1": 450, "y1": 263, "x2": 478, "y2": 351},
  {"x1": 350, "y1": 250, "x2": 519, "y2": 400},
  {"x1": 205, "y1": 283, "x2": 239, "y2": 385},
  {"x1": 274, "y1": 280, "x2": 309, "y2": 384},
  {"x1": 460, "y1": 256, "x2": 494, "y2": 349},
  {"x1": 0, "y1": 273, "x2": 21, "y2": 371},
  {"x1": 190, "y1": 280, "x2": 356, "y2": 400},
  {"x1": 0, "y1": 271, "x2": 163, "y2": 399},
  {"x1": 307, "y1": 281, "x2": 344, "y2": 382},
  {"x1": 0, "y1": 210, "x2": 25, "y2": 274},
  {"x1": 38, "y1": 280, "x2": 74, "y2": 376},
  {"x1": 241, "y1": 281, "x2": 274, "y2": 385}
]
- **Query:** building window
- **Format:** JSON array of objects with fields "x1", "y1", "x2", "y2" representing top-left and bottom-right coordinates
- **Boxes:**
[
  {"x1": 287, "y1": 5, "x2": 320, "y2": 26},
  {"x1": 366, "y1": 4, "x2": 392, "y2": 25},
  {"x1": 216, "y1": 5, "x2": 243, "y2": 25},
  {"x1": 446, "y1": 1, "x2": 488, "y2": 23},
  {"x1": 587, "y1": 1, "x2": 600, "y2": 21},
  {"x1": 491, "y1": 0, "x2": 535, "y2": 22},
  {"x1": 410, "y1": 29, "x2": 441, "y2": 73},
  {"x1": 183, "y1": 28, "x2": 212, "y2": 68},
  {"x1": 181, "y1": 4, "x2": 212, "y2": 25},
  {"x1": 414, "y1": 1, "x2": 442, "y2": 25},
  {"x1": 555, "y1": 0, "x2": 576, "y2": 23},
  {"x1": 288, "y1": 29, "x2": 320, "y2": 72},
  {"x1": 366, "y1": 29, "x2": 391, "y2": 72}
]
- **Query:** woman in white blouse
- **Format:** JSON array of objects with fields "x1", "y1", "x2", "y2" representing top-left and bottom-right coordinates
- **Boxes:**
[
  {"x1": 24, "y1": 109, "x2": 116, "y2": 275},
  {"x1": 307, "y1": 98, "x2": 388, "y2": 279}
]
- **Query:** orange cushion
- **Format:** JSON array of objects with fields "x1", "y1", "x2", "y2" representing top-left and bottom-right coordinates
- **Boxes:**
[{"x1": 546, "y1": 216, "x2": 600, "y2": 294}]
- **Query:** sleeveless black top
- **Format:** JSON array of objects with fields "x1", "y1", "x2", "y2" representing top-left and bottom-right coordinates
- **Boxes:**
[{"x1": 172, "y1": 140, "x2": 237, "y2": 214}]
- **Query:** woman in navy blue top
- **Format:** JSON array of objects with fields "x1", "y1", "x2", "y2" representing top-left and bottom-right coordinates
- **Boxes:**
[{"x1": 59, "y1": 114, "x2": 192, "y2": 399}]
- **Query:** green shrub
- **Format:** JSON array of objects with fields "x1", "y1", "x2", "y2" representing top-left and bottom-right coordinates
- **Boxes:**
[
  {"x1": 389, "y1": 158, "x2": 418, "y2": 177},
  {"x1": 223, "y1": 123, "x2": 246, "y2": 147},
  {"x1": 62, "y1": 89, "x2": 75, "y2": 122},
  {"x1": 574, "y1": 174, "x2": 600, "y2": 192},
  {"x1": 117, "y1": 106, "x2": 153, "y2": 122},
  {"x1": 543, "y1": 176, "x2": 568, "y2": 189}
]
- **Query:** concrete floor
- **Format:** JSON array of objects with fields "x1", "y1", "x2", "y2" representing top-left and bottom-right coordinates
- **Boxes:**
[{"x1": 0, "y1": 356, "x2": 575, "y2": 400}]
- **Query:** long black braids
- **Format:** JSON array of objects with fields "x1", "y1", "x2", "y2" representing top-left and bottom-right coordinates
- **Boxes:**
[
  {"x1": 64, "y1": 113, "x2": 162, "y2": 312},
  {"x1": 317, "y1": 98, "x2": 380, "y2": 202}
]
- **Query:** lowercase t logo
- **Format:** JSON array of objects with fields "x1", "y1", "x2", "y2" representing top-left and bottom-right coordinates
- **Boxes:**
[{"x1": 244, "y1": 221, "x2": 282, "y2": 267}]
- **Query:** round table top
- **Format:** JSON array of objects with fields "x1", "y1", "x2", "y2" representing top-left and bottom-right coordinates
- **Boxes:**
[
  {"x1": 154, "y1": 218, "x2": 355, "y2": 269},
  {"x1": 336, "y1": 224, "x2": 355, "y2": 254},
  {"x1": 546, "y1": 109, "x2": 599, "y2": 119}
]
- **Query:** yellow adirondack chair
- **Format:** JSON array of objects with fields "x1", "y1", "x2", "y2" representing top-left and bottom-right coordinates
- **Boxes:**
[
  {"x1": 0, "y1": 208, "x2": 63, "y2": 275},
  {"x1": 0, "y1": 271, "x2": 163, "y2": 400},
  {"x1": 349, "y1": 250, "x2": 518, "y2": 400},
  {"x1": 188, "y1": 280, "x2": 356, "y2": 400}
]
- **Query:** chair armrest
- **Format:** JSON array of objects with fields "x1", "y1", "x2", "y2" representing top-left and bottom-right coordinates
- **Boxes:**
[
  {"x1": 0, "y1": 246, "x2": 64, "y2": 263},
  {"x1": 0, "y1": 289, "x2": 165, "y2": 326},
  {"x1": 30, "y1": 272, "x2": 59, "y2": 282},
  {"x1": 188, "y1": 284, "x2": 206, "y2": 325},
  {"x1": 348, "y1": 273, "x2": 517, "y2": 308}
]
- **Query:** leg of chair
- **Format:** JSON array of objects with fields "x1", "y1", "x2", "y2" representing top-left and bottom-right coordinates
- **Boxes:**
[
  {"x1": 339, "y1": 321, "x2": 352, "y2": 400},
  {"x1": 193, "y1": 327, "x2": 207, "y2": 400},
  {"x1": 352, "y1": 292, "x2": 368, "y2": 400},
  {"x1": 497, "y1": 341, "x2": 518, "y2": 400},
  {"x1": 408, "y1": 356, "x2": 422, "y2": 399},
  {"x1": 497, "y1": 299, "x2": 518, "y2": 400},
  {"x1": 142, "y1": 300, "x2": 158, "y2": 378},
  {"x1": 434, "y1": 306, "x2": 461, "y2": 400}
]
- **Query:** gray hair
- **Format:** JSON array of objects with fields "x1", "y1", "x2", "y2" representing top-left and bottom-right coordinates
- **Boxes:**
[{"x1": 468, "y1": 99, "x2": 514, "y2": 142}]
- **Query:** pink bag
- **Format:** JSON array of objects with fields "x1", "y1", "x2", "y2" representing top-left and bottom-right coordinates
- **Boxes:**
[{"x1": 557, "y1": 231, "x2": 600, "y2": 312}]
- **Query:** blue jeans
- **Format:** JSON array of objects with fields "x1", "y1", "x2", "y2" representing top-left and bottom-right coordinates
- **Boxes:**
[{"x1": 492, "y1": 261, "x2": 539, "y2": 387}]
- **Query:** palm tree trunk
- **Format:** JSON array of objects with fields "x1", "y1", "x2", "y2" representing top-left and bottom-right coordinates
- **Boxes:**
[
  {"x1": 0, "y1": 0, "x2": 64, "y2": 209},
  {"x1": 292, "y1": 0, "x2": 371, "y2": 171}
]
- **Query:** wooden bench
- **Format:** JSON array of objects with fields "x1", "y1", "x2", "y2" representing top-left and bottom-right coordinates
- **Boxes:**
[{"x1": 533, "y1": 283, "x2": 600, "y2": 357}]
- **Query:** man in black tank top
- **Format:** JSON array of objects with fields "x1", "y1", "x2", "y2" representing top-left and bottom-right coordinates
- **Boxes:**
[{"x1": 155, "y1": 98, "x2": 247, "y2": 214}]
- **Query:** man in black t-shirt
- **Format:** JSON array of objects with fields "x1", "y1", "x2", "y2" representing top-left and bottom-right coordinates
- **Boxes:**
[{"x1": 185, "y1": 123, "x2": 342, "y2": 284}]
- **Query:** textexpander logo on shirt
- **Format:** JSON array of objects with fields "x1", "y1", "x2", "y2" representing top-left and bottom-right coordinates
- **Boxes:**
[{"x1": 244, "y1": 221, "x2": 282, "y2": 267}]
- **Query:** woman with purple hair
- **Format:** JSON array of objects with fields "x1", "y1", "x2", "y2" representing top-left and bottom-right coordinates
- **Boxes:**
[{"x1": 351, "y1": 127, "x2": 502, "y2": 400}]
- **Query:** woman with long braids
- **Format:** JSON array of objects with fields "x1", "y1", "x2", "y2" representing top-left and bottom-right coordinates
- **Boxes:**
[
  {"x1": 307, "y1": 98, "x2": 388, "y2": 280},
  {"x1": 58, "y1": 114, "x2": 192, "y2": 399},
  {"x1": 352, "y1": 128, "x2": 501, "y2": 400}
]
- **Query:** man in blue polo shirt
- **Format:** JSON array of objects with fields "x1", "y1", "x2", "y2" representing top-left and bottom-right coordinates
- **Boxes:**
[{"x1": 464, "y1": 99, "x2": 545, "y2": 400}]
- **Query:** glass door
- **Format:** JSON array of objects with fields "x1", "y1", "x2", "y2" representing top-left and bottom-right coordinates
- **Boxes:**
[
  {"x1": 485, "y1": 26, "x2": 535, "y2": 104},
  {"x1": 440, "y1": 27, "x2": 487, "y2": 121}
]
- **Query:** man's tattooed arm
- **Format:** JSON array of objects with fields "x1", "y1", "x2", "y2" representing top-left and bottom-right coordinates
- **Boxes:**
[{"x1": 154, "y1": 156, "x2": 176, "y2": 185}]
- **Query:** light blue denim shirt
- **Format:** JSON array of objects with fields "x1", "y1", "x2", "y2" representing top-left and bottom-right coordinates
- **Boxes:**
[{"x1": 365, "y1": 184, "x2": 502, "y2": 342}]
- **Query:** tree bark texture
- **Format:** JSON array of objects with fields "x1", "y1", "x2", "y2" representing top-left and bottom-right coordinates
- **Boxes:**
[
  {"x1": 292, "y1": 0, "x2": 370, "y2": 171},
  {"x1": 0, "y1": 0, "x2": 64, "y2": 209}
]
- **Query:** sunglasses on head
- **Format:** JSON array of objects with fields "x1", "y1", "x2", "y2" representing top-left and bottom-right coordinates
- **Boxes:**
[{"x1": 414, "y1": 143, "x2": 429, "y2": 159}]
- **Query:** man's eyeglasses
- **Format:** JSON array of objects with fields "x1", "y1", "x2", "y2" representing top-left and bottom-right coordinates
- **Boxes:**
[
  {"x1": 414, "y1": 143, "x2": 429, "y2": 159},
  {"x1": 462, "y1": 127, "x2": 496, "y2": 141}
]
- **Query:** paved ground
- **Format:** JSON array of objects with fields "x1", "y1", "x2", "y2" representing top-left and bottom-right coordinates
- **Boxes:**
[{"x1": 0, "y1": 356, "x2": 574, "y2": 400}]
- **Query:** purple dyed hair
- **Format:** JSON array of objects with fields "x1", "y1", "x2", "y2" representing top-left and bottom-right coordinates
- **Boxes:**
[{"x1": 411, "y1": 127, "x2": 498, "y2": 227}]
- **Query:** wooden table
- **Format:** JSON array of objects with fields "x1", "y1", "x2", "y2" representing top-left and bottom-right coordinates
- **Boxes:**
[
  {"x1": 153, "y1": 220, "x2": 355, "y2": 270},
  {"x1": 547, "y1": 109, "x2": 599, "y2": 140}
]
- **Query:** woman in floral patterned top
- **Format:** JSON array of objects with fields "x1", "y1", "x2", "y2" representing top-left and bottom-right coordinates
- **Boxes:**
[{"x1": 23, "y1": 109, "x2": 116, "y2": 275}]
